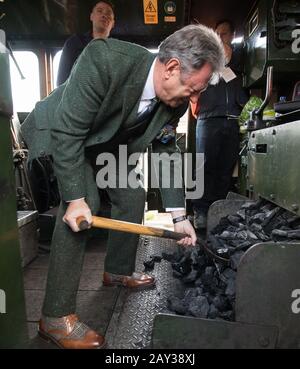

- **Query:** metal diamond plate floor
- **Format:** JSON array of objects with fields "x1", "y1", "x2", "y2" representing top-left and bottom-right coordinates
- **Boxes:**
[{"x1": 106, "y1": 236, "x2": 184, "y2": 349}]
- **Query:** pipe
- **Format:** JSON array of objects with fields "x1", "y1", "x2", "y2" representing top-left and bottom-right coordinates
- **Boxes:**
[{"x1": 257, "y1": 65, "x2": 273, "y2": 116}]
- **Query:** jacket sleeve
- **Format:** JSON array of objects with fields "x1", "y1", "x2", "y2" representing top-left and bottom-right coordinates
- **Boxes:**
[{"x1": 51, "y1": 40, "x2": 109, "y2": 201}]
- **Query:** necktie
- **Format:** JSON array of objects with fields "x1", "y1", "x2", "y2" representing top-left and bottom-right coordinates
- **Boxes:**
[{"x1": 136, "y1": 98, "x2": 159, "y2": 124}]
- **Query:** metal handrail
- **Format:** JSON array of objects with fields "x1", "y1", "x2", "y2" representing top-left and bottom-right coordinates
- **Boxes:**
[{"x1": 256, "y1": 66, "x2": 273, "y2": 116}]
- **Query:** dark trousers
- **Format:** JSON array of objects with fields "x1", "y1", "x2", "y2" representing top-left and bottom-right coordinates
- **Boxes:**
[
  {"x1": 42, "y1": 157, "x2": 145, "y2": 317},
  {"x1": 192, "y1": 117, "x2": 240, "y2": 214}
]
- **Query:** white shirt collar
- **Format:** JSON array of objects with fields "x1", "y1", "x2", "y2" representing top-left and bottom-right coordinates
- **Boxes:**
[{"x1": 140, "y1": 58, "x2": 156, "y2": 102}]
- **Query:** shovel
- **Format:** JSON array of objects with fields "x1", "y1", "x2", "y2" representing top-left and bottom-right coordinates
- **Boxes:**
[
  {"x1": 76, "y1": 215, "x2": 189, "y2": 241},
  {"x1": 76, "y1": 215, "x2": 230, "y2": 263}
]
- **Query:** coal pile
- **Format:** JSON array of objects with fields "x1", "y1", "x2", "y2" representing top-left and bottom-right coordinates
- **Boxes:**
[{"x1": 144, "y1": 199, "x2": 300, "y2": 321}]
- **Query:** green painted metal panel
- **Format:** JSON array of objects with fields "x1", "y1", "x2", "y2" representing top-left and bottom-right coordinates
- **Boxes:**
[
  {"x1": 248, "y1": 120, "x2": 300, "y2": 215},
  {"x1": 244, "y1": 0, "x2": 300, "y2": 87},
  {"x1": 0, "y1": 33, "x2": 28, "y2": 348},
  {"x1": 244, "y1": 1, "x2": 268, "y2": 87},
  {"x1": 152, "y1": 313, "x2": 278, "y2": 349},
  {"x1": 236, "y1": 242, "x2": 300, "y2": 348}
]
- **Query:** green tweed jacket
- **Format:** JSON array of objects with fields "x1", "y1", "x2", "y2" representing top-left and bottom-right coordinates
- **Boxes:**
[{"x1": 21, "y1": 39, "x2": 187, "y2": 208}]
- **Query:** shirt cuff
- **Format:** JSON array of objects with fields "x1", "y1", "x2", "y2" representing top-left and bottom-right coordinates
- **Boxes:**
[
  {"x1": 165, "y1": 208, "x2": 185, "y2": 212},
  {"x1": 66, "y1": 197, "x2": 85, "y2": 203}
]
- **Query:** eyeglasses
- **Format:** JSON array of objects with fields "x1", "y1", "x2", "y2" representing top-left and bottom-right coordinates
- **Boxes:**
[
  {"x1": 199, "y1": 85, "x2": 208, "y2": 93},
  {"x1": 190, "y1": 84, "x2": 208, "y2": 97}
]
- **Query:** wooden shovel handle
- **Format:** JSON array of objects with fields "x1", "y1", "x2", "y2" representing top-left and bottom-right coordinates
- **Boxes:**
[{"x1": 76, "y1": 215, "x2": 189, "y2": 241}]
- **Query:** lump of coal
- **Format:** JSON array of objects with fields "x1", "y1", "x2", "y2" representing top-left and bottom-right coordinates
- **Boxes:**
[
  {"x1": 251, "y1": 230, "x2": 270, "y2": 241},
  {"x1": 236, "y1": 209, "x2": 246, "y2": 221},
  {"x1": 151, "y1": 255, "x2": 162, "y2": 262},
  {"x1": 271, "y1": 229, "x2": 288, "y2": 241},
  {"x1": 221, "y1": 268, "x2": 236, "y2": 281},
  {"x1": 143, "y1": 259, "x2": 155, "y2": 271},
  {"x1": 249, "y1": 212, "x2": 265, "y2": 224},
  {"x1": 207, "y1": 234, "x2": 224, "y2": 251},
  {"x1": 200, "y1": 267, "x2": 215, "y2": 287},
  {"x1": 190, "y1": 249, "x2": 200, "y2": 265},
  {"x1": 211, "y1": 217, "x2": 231, "y2": 235},
  {"x1": 167, "y1": 297, "x2": 186, "y2": 315},
  {"x1": 212, "y1": 295, "x2": 230, "y2": 312},
  {"x1": 172, "y1": 258, "x2": 191, "y2": 276},
  {"x1": 287, "y1": 230, "x2": 300, "y2": 239},
  {"x1": 287, "y1": 216, "x2": 300, "y2": 228},
  {"x1": 195, "y1": 278, "x2": 203, "y2": 287},
  {"x1": 219, "y1": 310, "x2": 235, "y2": 321},
  {"x1": 225, "y1": 279, "x2": 236, "y2": 297},
  {"x1": 173, "y1": 270, "x2": 184, "y2": 279},
  {"x1": 162, "y1": 250, "x2": 183, "y2": 263},
  {"x1": 228, "y1": 215, "x2": 243, "y2": 227},
  {"x1": 235, "y1": 240, "x2": 253, "y2": 251},
  {"x1": 143, "y1": 254, "x2": 163, "y2": 271},
  {"x1": 219, "y1": 231, "x2": 236, "y2": 240},
  {"x1": 246, "y1": 230, "x2": 258, "y2": 240},
  {"x1": 250, "y1": 223, "x2": 263, "y2": 232},
  {"x1": 187, "y1": 296, "x2": 210, "y2": 318},
  {"x1": 262, "y1": 207, "x2": 283, "y2": 232},
  {"x1": 208, "y1": 304, "x2": 219, "y2": 319},
  {"x1": 182, "y1": 288, "x2": 199, "y2": 306},
  {"x1": 241, "y1": 199, "x2": 264, "y2": 210},
  {"x1": 183, "y1": 269, "x2": 199, "y2": 284},
  {"x1": 230, "y1": 251, "x2": 245, "y2": 270},
  {"x1": 216, "y1": 248, "x2": 230, "y2": 258},
  {"x1": 226, "y1": 225, "x2": 240, "y2": 233},
  {"x1": 236, "y1": 230, "x2": 248, "y2": 241}
]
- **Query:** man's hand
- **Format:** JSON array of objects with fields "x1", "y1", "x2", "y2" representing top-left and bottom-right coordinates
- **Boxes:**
[
  {"x1": 63, "y1": 199, "x2": 92, "y2": 232},
  {"x1": 174, "y1": 219, "x2": 197, "y2": 247}
]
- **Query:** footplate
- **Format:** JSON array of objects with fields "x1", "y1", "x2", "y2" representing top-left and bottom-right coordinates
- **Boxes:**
[{"x1": 106, "y1": 236, "x2": 183, "y2": 349}]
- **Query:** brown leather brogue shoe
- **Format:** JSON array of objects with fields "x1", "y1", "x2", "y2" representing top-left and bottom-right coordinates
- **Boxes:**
[
  {"x1": 38, "y1": 314, "x2": 106, "y2": 349},
  {"x1": 103, "y1": 271, "x2": 156, "y2": 289}
]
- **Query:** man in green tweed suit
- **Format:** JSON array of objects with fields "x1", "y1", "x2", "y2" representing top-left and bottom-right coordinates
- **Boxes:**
[{"x1": 21, "y1": 24, "x2": 224, "y2": 349}]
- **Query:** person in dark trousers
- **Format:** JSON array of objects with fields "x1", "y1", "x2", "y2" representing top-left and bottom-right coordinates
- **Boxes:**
[
  {"x1": 57, "y1": 0, "x2": 115, "y2": 86},
  {"x1": 192, "y1": 20, "x2": 249, "y2": 229},
  {"x1": 21, "y1": 24, "x2": 225, "y2": 349}
]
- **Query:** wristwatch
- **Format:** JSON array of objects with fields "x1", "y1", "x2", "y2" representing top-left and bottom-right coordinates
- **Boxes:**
[{"x1": 172, "y1": 215, "x2": 187, "y2": 224}]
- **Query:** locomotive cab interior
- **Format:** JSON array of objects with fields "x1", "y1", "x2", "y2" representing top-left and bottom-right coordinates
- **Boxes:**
[{"x1": 1, "y1": 0, "x2": 300, "y2": 349}]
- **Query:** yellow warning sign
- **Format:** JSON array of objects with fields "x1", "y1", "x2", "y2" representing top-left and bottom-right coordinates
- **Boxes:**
[{"x1": 143, "y1": 0, "x2": 158, "y2": 24}]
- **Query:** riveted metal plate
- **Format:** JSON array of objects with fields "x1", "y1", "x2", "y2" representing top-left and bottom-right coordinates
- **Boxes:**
[{"x1": 106, "y1": 236, "x2": 183, "y2": 349}]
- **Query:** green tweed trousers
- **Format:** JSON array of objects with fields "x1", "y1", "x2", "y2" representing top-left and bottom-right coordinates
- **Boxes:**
[{"x1": 42, "y1": 158, "x2": 145, "y2": 317}]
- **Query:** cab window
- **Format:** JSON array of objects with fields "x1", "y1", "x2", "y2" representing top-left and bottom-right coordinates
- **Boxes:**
[{"x1": 9, "y1": 51, "x2": 40, "y2": 112}]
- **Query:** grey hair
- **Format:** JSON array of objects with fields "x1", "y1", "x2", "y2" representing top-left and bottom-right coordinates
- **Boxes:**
[{"x1": 158, "y1": 24, "x2": 225, "y2": 83}]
